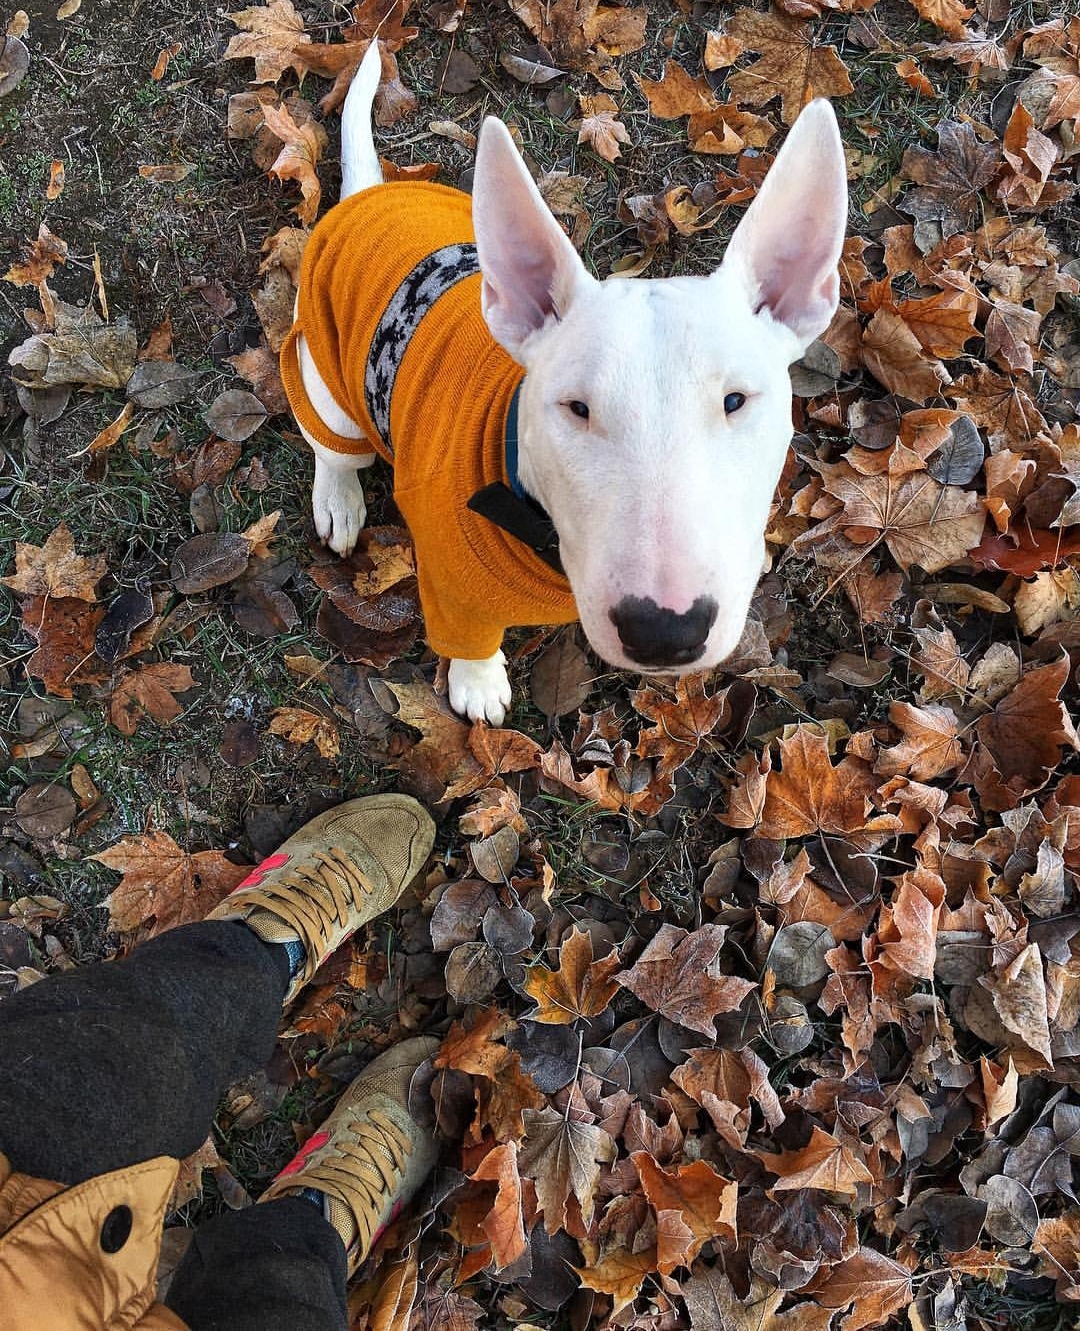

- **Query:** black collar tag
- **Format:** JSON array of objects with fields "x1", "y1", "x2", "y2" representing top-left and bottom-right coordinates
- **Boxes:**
[{"x1": 467, "y1": 483, "x2": 564, "y2": 575}]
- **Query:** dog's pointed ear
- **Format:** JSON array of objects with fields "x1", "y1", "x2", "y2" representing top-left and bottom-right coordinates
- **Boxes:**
[
  {"x1": 473, "y1": 117, "x2": 594, "y2": 358},
  {"x1": 723, "y1": 99, "x2": 848, "y2": 354}
]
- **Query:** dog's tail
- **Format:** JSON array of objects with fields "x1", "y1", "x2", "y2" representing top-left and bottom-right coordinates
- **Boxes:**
[{"x1": 340, "y1": 40, "x2": 383, "y2": 200}]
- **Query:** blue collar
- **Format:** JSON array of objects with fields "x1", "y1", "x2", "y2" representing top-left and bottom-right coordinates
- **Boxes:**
[{"x1": 504, "y1": 383, "x2": 528, "y2": 500}]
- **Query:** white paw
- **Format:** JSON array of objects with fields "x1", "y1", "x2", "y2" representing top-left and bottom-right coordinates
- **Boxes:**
[
  {"x1": 448, "y1": 652, "x2": 512, "y2": 726},
  {"x1": 312, "y1": 464, "x2": 366, "y2": 556}
]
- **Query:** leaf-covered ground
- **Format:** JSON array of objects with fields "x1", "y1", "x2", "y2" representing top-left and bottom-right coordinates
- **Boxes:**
[{"x1": 3, "y1": 0, "x2": 1080, "y2": 1327}]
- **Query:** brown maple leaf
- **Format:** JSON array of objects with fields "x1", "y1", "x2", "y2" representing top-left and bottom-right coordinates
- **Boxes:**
[
  {"x1": 519, "y1": 1104, "x2": 616, "y2": 1231},
  {"x1": 860, "y1": 307, "x2": 950, "y2": 402},
  {"x1": 671, "y1": 1047, "x2": 785, "y2": 1147},
  {"x1": 900, "y1": 120, "x2": 999, "y2": 237},
  {"x1": 110, "y1": 663, "x2": 196, "y2": 737},
  {"x1": 615, "y1": 923, "x2": 755, "y2": 1038},
  {"x1": 522, "y1": 925, "x2": 622, "y2": 1024},
  {"x1": 3, "y1": 522, "x2": 107, "y2": 601},
  {"x1": 577, "y1": 94, "x2": 631, "y2": 162},
  {"x1": 757, "y1": 726, "x2": 877, "y2": 839},
  {"x1": 973, "y1": 656, "x2": 1079, "y2": 810},
  {"x1": 633, "y1": 1154, "x2": 738, "y2": 1269},
  {"x1": 894, "y1": 283, "x2": 980, "y2": 359},
  {"x1": 435, "y1": 1007, "x2": 544, "y2": 1140},
  {"x1": 870, "y1": 864, "x2": 945, "y2": 984},
  {"x1": 726, "y1": 8, "x2": 854, "y2": 124},
  {"x1": 93, "y1": 830, "x2": 249, "y2": 936},
  {"x1": 984, "y1": 298, "x2": 1042, "y2": 375},
  {"x1": 757, "y1": 1125, "x2": 873, "y2": 1196},
  {"x1": 947, "y1": 364, "x2": 1047, "y2": 451},
  {"x1": 637, "y1": 60, "x2": 717, "y2": 118},
  {"x1": 806, "y1": 1246, "x2": 913, "y2": 1326},
  {"x1": 632, "y1": 673, "x2": 736, "y2": 778},
  {"x1": 875, "y1": 700, "x2": 963, "y2": 780},
  {"x1": 575, "y1": 1246, "x2": 657, "y2": 1316},
  {"x1": 224, "y1": 0, "x2": 311, "y2": 83},
  {"x1": 818, "y1": 465, "x2": 986, "y2": 574}
]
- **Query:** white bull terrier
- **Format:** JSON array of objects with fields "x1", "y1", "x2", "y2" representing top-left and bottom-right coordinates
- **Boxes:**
[{"x1": 280, "y1": 42, "x2": 848, "y2": 725}]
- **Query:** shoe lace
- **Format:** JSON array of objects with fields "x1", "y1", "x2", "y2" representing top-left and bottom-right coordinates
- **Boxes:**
[
  {"x1": 299, "y1": 1110, "x2": 414, "y2": 1253},
  {"x1": 239, "y1": 848, "x2": 373, "y2": 983}
]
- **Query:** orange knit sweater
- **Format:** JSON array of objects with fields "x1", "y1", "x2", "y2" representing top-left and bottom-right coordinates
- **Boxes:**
[{"x1": 279, "y1": 182, "x2": 577, "y2": 660}]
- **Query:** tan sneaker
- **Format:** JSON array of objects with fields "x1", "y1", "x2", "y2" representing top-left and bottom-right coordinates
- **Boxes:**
[
  {"x1": 260, "y1": 1036, "x2": 440, "y2": 1274},
  {"x1": 207, "y1": 794, "x2": 435, "y2": 1004}
]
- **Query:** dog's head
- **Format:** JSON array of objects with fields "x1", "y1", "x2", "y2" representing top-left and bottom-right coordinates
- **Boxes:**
[{"x1": 472, "y1": 102, "x2": 848, "y2": 674}]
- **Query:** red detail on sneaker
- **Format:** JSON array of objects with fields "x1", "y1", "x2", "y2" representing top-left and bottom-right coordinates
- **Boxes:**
[
  {"x1": 276, "y1": 1129, "x2": 330, "y2": 1179},
  {"x1": 369, "y1": 1199, "x2": 404, "y2": 1250},
  {"x1": 235, "y1": 852, "x2": 289, "y2": 890}
]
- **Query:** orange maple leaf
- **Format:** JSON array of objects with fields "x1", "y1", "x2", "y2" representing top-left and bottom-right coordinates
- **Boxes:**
[
  {"x1": 758, "y1": 726, "x2": 878, "y2": 839},
  {"x1": 522, "y1": 925, "x2": 622, "y2": 1024},
  {"x1": 757, "y1": 1125, "x2": 874, "y2": 1196}
]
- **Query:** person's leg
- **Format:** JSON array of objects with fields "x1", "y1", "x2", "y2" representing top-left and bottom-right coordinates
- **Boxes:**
[
  {"x1": 0, "y1": 794, "x2": 437, "y2": 1331},
  {"x1": 164, "y1": 1199, "x2": 349, "y2": 1331},
  {"x1": 0, "y1": 919, "x2": 288, "y2": 1184},
  {"x1": 166, "y1": 1035, "x2": 439, "y2": 1331}
]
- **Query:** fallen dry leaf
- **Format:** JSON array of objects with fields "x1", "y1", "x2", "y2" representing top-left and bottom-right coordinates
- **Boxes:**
[
  {"x1": 522, "y1": 925, "x2": 622, "y2": 1024},
  {"x1": 268, "y1": 705, "x2": 341, "y2": 760},
  {"x1": 726, "y1": 8, "x2": 854, "y2": 124},
  {"x1": 261, "y1": 100, "x2": 326, "y2": 225},
  {"x1": 110, "y1": 662, "x2": 196, "y2": 737},
  {"x1": 577, "y1": 93, "x2": 631, "y2": 162},
  {"x1": 224, "y1": 0, "x2": 312, "y2": 83},
  {"x1": 518, "y1": 1103, "x2": 616, "y2": 1231},
  {"x1": 615, "y1": 923, "x2": 756, "y2": 1038},
  {"x1": 2, "y1": 521, "x2": 106, "y2": 601},
  {"x1": 93, "y1": 831, "x2": 249, "y2": 936}
]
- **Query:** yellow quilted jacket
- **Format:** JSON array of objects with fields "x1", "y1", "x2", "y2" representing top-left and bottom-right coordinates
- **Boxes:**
[
  {"x1": 0, "y1": 1153, "x2": 186, "y2": 1330},
  {"x1": 279, "y1": 181, "x2": 577, "y2": 660}
]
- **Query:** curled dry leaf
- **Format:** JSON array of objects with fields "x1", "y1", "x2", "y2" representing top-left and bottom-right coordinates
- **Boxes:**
[
  {"x1": 268, "y1": 705, "x2": 340, "y2": 760},
  {"x1": 4, "y1": 221, "x2": 68, "y2": 286},
  {"x1": 261, "y1": 100, "x2": 326, "y2": 225},
  {"x1": 469, "y1": 1142, "x2": 528, "y2": 1271}
]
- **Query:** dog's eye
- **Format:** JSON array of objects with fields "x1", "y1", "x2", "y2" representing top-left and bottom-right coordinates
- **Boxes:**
[
  {"x1": 724, "y1": 392, "x2": 747, "y2": 415},
  {"x1": 567, "y1": 400, "x2": 590, "y2": 421}
]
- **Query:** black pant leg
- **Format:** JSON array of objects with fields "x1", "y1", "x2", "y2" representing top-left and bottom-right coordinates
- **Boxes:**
[
  {"x1": 0, "y1": 920, "x2": 289, "y2": 1183},
  {"x1": 164, "y1": 1198, "x2": 348, "y2": 1331}
]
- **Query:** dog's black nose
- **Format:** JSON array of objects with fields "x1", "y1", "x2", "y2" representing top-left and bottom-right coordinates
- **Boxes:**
[{"x1": 609, "y1": 595, "x2": 718, "y2": 668}]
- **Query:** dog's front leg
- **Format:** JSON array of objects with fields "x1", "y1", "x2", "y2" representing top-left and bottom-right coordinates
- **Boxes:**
[
  {"x1": 448, "y1": 651, "x2": 512, "y2": 726},
  {"x1": 308, "y1": 437, "x2": 374, "y2": 557}
]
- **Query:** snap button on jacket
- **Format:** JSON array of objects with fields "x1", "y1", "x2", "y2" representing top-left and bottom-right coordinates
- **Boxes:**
[{"x1": 0, "y1": 1152, "x2": 187, "y2": 1330}]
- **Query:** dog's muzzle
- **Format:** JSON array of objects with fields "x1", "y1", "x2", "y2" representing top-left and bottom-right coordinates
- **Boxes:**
[{"x1": 609, "y1": 595, "x2": 718, "y2": 669}]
